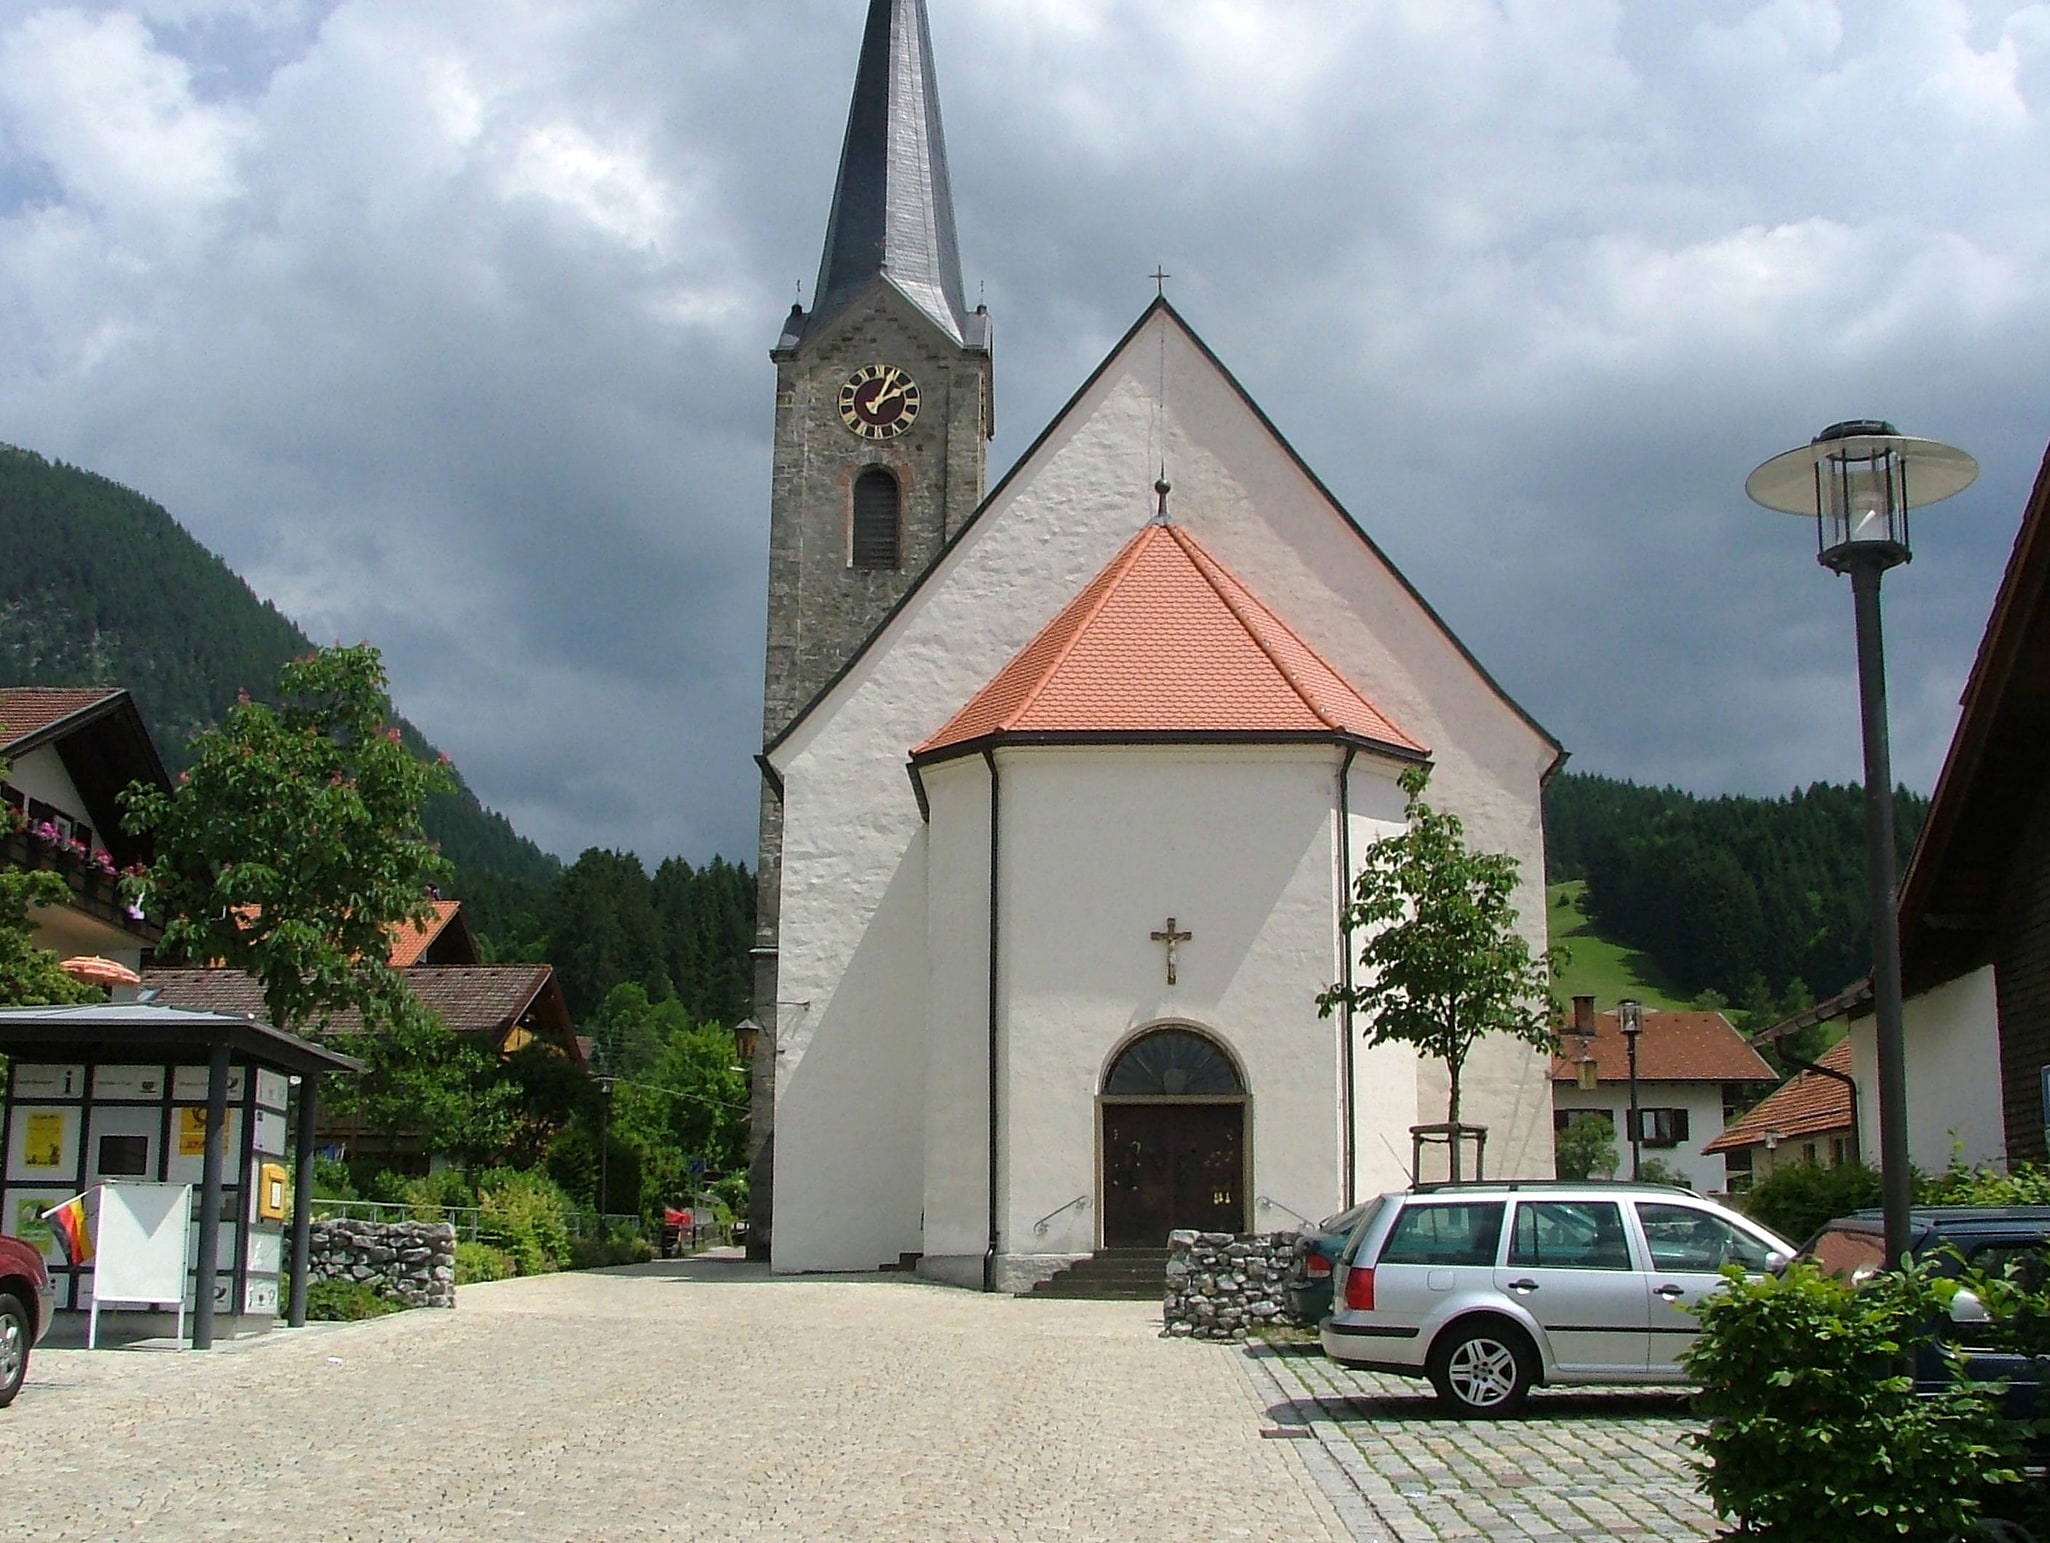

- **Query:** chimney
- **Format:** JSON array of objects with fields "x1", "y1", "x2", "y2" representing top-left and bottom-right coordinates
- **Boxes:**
[{"x1": 1572, "y1": 995, "x2": 1595, "y2": 1035}]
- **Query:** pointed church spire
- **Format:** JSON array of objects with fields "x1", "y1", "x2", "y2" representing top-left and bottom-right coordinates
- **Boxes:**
[{"x1": 807, "y1": 0, "x2": 976, "y2": 347}]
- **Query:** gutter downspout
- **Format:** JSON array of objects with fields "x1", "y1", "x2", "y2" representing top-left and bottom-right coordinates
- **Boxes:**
[
  {"x1": 982, "y1": 747, "x2": 1002, "y2": 1293},
  {"x1": 1337, "y1": 746, "x2": 1358, "y2": 1208},
  {"x1": 1777, "y1": 1045, "x2": 1863, "y2": 1169}
]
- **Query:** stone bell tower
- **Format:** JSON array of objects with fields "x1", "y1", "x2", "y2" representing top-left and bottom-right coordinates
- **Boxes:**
[{"x1": 749, "y1": 0, "x2": 993, "y2": 1256}]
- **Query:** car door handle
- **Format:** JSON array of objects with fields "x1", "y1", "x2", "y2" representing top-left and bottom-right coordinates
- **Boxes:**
[
  {"x1": 1655, "y1": 1284, "x2": 1685, "y2": 1300},
  {"x1": 1506, "y1": 1278, "x2": 1539, "y2": 1293}
]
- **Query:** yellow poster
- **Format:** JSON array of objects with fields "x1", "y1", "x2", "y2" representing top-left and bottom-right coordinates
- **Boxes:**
[
  {"x1": 13, "y1": 1199, "x2": 54, "y2": 1255},
  {"x1": 177, "y1": 1106, "x2": 227, "y2": 1158},
  {"x1": 22, "y1": 1111, "x2": 66, "y2": 1170}
]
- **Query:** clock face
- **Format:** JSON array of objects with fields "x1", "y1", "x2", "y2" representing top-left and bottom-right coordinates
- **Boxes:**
[{"x1": 839, "y1": 363, "x2": 921, "y2": 440}]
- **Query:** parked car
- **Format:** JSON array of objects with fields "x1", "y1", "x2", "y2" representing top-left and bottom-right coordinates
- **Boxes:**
[
  {"x1": 1286, "y1": 1199, "x2": 1386, "y2": 1326},
  {"x1": 1321, "y1": 1180, "x2": 1796, "y2": 1416},
  {"x1": 1804, "y1": 1205, "x2": 2050, "y2": 1421},
  {"x1": 0, "y1": 1232, "x2": 55, "y2": 1408}
]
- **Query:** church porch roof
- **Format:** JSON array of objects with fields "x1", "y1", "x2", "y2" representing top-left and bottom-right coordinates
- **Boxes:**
[{"x1": 913, "y1": 520, "x2": 1427, "y2": 761}]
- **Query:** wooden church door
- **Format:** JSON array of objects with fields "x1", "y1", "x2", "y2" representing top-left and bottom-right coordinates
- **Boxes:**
[{"x1": 1099, "y1": 1028, "x2": 1247, "y2": 1247}]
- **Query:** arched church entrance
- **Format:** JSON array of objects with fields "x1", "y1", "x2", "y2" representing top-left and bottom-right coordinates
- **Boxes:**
[{"x1": 1099, "y1": 1028, "x2": 1247, "y2": 1246}]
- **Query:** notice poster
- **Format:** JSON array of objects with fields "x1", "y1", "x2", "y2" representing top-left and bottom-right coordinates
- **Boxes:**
[
  {"x1": 93, "y1": 1065, "x2": 167, "y2": 1101},
  {"x1": 177, "y1": 1106, "x2": 226, "y2": 1158},
  {"x1": 256, "y1": 1069, "x2": 289, "y2": 1112},
  {"x1": 171, "y1": 1066, "x2": 246, "y2": 1102},
  {"x1": 6, "y1": 1104, "x2": 79, "y2": 1182},
  {"x1": 6, "y1": 1192, "x2": 64, "y2": 1261},
  {"x1": 11, "y1": 1064, "x2": 84, "y2": 1100},
  {"x1": 165, "y1": 1109, "x2": 240, "y2": 1186}
]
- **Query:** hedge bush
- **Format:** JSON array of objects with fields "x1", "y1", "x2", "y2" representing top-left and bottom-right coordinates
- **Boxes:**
[
  {"x1": 476, "y1": 1167, "x2": 574, "y2": 1276},
  {"x1": 454, "y1": 1240, "x2": 518, "y2": 1284},
  {"x1": 304, "y1": 1279, "x2": 406, "y2": 1321},
  {"x1": 1686, "y1": 1260, "x2": 2023, "y2": 1541},
  {"x1": 1739, "y1": 1160, "x2": 1882, "y2": 1245}
]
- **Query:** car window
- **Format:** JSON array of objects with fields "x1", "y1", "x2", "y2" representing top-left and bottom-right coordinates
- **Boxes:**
[
  {"x1": 1375, "y1": 1202, "x2": 1504, "y2": 1267},
  {"x1": 1509, "y1": 1200, "x2": 1631, "y2": 1270},
  {"x1": 1968, "y1": 1241, "x2": 2050, "y2": 1288},
  {"x1": 1639, "y1": 1202, "x2": 1777, "y2": 1272},
  {"x1": 1806, "y1": 1225, "x2": 1886, "y2": 1283}
]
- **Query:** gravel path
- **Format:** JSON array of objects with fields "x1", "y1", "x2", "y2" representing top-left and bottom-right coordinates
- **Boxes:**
[{"x1": 1, "y1": 1259, "x2": 1345, "y2": 1542}]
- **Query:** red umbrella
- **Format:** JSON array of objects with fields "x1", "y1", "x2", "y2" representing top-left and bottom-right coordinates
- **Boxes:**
[{"x1": 60, "y1": 955, "x2": 141, "y2": 987}]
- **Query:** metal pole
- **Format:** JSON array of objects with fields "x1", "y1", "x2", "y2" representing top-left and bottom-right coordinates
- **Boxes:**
[
  {"x1": 192, "y1": 1042, "x2": 231, "y2": 1350},
  {"x1": 1848, "y1": 556, "x2": 1914, "y2": 1268},
  {"x1": 1626, "y1": 1034, "x2": 1642, "y2": 1182},
  {"x1": 287, "y1": 1074, "x2": 320, "y2": 1328},
  {"x1": 597, "y1": 1089, "x2": 610, "y2": 1219}
]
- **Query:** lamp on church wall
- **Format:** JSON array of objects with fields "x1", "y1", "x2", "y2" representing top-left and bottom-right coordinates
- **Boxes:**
[
  {"x1": 733, "y1": 1017, "x2": 762, "y2": 1067},
  {"x1": 1747, "y1": 420, "x2": 1977, "y2": 1269}
]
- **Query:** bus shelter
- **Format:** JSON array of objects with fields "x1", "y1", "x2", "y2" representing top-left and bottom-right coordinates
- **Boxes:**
[{"x1": 0, "y1": 1001, "x2": 361, "y2": 1347}]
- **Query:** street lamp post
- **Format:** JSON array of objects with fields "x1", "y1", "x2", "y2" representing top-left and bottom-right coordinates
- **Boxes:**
[
  {"x1": 1619, "y1": 998, "x2": 1644, "y2": 1181},
  {"x1": 596, "y1": 1074, "x2": 616, "y2": 1218},
  {"x1": 1748, "y1": 422, "x2": 1978, "y2": 1269}
]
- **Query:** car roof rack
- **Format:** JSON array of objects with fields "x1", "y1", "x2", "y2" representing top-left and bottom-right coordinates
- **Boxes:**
[{"x1": 1407, "y1": 1179, "x2": 1700, "y2": 1196}]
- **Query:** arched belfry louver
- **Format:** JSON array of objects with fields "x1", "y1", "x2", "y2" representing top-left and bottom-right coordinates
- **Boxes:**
[{"x1": 851, "y1": 467, "x2": 901, "y2": 570}]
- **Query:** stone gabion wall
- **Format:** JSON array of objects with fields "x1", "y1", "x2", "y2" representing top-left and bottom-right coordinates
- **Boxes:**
[
  {"x1": 307, "y1": 1219, "x2": 456, "y2": 1309},
  {"x1": 1162, "y1": 1229, "x2": 1298, "y2": 1340}
]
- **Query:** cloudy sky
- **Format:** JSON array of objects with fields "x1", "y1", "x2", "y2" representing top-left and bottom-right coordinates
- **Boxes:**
[{"x1": 2, "y1": 0, "x2": 2046, "y2": 866}]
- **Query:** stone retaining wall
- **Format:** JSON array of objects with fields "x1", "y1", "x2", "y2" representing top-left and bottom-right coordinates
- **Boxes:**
[
  {"x1": 1162, "y1": 1229, "x2": 1298, "y2": 1340},
  {"x1": 308, "y1": 1219, "x2": 456, "y2": 1308}
]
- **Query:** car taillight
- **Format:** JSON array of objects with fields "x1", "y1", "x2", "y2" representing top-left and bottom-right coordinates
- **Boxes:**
[
  {"x1": 1307, "y1": 1253, "x2": 1332, "y2": 1277},
  {"x1": 1343, "y1": 1265, "x2": 1376, "y2": 1312}
]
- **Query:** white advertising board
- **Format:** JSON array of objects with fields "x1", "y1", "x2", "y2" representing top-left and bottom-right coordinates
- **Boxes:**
[
  {"x1": 171, "y1": 1066, "x2": 246, "y2": 1102},
  {"x1": 91, "y1": 1181, "x2": 192, "y2": 1348},
  {"x1": 11, "y1": 1064, "x2": 84, "y2": 1099},
  {"x1": 93, "y1": 1065, "x2": 167, "y2": 1101}
]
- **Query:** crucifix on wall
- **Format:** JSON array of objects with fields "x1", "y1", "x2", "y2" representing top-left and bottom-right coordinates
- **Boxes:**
[{"x1": 1150, "y1": 917, "x2": 1193, "y2": 986}]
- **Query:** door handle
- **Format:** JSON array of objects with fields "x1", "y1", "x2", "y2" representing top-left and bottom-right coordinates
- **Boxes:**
[
  {"x1": 1656, "y1": 1284, "x2": 1685, "y2": 1300},
  {"x1": 1506, "y1": 1278, "x2": 1539, "y2": 1293}
]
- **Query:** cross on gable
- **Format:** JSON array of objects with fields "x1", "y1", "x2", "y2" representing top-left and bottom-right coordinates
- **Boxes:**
[{"x1": 1150, "y1": 917, "x2": 1192, "y2": 986}]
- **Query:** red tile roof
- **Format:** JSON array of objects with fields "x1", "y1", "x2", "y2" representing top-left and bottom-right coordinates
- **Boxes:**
[
  {"x1": 0, "y1": 687, "x2": 124, "y2": 750},
  {"x1": 914, "y1": 522, "x2": 1425, "y2": 757},
  {"x1": 1704, "y1": 1038, "x2": 1855, "y2": 1153},
  {"x1": 1551, "y1": 1010, "x2": 1777, "y2": 1085},
  {"x1": 387, "y1": 899, "x2": 465, "y2": 967}
]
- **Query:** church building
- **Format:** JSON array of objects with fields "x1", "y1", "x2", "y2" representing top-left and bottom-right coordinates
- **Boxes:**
[{"x1": 748, "y1": 0, "x2": 1564, "y2": 1287}]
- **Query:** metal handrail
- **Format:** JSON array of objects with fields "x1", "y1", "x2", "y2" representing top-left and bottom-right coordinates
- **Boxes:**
[
  {"x1": 1256, "y1": 1196, "x2": 1314, "y2": 1228},
  {"x1": 1032, "y1": 1193, "x2": 1090, "y2": 1237}
]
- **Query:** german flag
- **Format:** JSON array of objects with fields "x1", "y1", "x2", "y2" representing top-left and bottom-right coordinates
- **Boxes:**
[{"x1": 42, "y1": 1193, "x2": 93, "y2": 1267}]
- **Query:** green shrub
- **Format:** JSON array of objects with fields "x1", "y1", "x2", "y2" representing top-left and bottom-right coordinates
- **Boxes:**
[
  {"x1": 1635, "y1": 1156, "x2": 1685, "y2": 1187},
  {"x1": 569, "y1": 1229, "x2": 656, "y2": 1270},
  {"x1": 1686, "y1": 1260, "x2": 2023, "y2": 1540},
  {"x1": 476, "y1": 1167, "x2": 574, "y2": 1276},
  {"x1": 1738, "y1": 1159, "x2": 1881, "y2": 1245},
  {"x1": 454, "y1": 1240, "x2": 517, "y2": 1284},
  {"x1": 1920, "y1": 1158, "x2": 2050, "y2": 1207},
  {"x1": 1554, "y1": 1113, "x2": 1617, "y2": 1180},
  {"x1": 311, "y1": 1154, "x2": 357, "y2": 1201},
  {"x1": 304, "y1": 1279, "x2": 406, "y2": 1321},
  {"x1": 399, "y1": 1169, "x2": 477, "y2": 1221}
]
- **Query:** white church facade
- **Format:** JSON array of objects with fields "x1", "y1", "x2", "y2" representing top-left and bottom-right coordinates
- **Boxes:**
[{"x1": 747, "y1": 0, "x2": 1563, "y2": 1287}]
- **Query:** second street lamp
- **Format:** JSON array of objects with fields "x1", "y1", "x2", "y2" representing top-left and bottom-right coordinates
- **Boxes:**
[
  {"x1": 1747, "y1": 421, "x2": 1978, "y2": 1269},
  {"x1": 1618, "y1": 998, "x2": 1644, "y2": 1181}
]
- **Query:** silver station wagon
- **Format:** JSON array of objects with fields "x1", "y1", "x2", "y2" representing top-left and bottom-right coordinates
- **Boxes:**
[{"x1": 1321, "y1": 1181, "x2": 1796, "y2": 1415}]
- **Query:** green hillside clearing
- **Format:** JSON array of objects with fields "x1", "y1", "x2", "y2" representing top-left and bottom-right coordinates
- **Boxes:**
[{"x1": 1547, "y1": 880, "x2": 1689, "y2": 1010}]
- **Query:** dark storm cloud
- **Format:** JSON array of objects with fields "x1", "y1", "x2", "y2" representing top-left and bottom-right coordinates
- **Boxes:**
[{"x1": 1, "y1": 0, "x2": 2046, "y2": 863}]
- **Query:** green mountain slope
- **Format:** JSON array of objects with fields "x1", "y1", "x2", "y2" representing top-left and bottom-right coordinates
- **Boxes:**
[
  {"x1": 0, "y1": 442, "x2": 558, "y2": 888},
  {"x1": 1547, "y1": 880, "x2": 1688, "y2": 1009}
]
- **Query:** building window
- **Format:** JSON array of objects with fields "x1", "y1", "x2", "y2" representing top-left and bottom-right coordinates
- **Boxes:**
[
  {"x1": 1102, "y1": 1028, "x2": 1243, "y2": 1096},
  {"x1": 1554, "y1": 1107, "x2": 1614, "y2": 1132},
  {"x1": 850, "y1": 467, "x2": 901, "y2": 570},
  {"x1": 1631, "y1": 1107, "x2": 1691, "y2": 1148}
]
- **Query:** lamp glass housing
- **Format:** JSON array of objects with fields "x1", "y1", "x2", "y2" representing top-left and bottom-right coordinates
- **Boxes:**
[
  {"x1": 1618, "y1": 998, "x2": 1644, "y2": 1037},
  {"x1": 1817, "y1": 438, "x2": 1909, "y2": 556}
]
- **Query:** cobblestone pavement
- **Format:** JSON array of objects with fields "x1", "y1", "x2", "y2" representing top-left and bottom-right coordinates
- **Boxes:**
[
  {"x1": 0, "y1": 1260, "x2": 1347, "y2": 1542},
  {"x1": 1239, "y1": 1340, "x2": 1722, "y2": 1541}
]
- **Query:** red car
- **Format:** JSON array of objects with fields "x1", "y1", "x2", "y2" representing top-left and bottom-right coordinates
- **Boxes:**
[{"x1": 0, "y1": 1233, "x2": 55, "y2": 1408}]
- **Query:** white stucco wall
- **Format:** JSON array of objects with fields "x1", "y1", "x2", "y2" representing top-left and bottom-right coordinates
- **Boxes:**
[
  {"x1": 767, "y1": 305, "x2": 1559, "y2": 1274},
  {"x1": 5, "y1": 744, "x2": 92, "y2": 832},
  {"x1": 1551, "y1": 1081, "x2": 1741, "y2": 1193},
  {"x1": 1849, "y1": 966, "x2": 2005, "y2": 1173}
]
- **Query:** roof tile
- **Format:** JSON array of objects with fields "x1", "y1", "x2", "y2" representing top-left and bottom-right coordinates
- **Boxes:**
[
  {"x1": 1551, "y1": 1010, "x2": 1777, "y2": 1085},
  {"x1": 1704, "y1": 1039, "x2": 1856, "y2": 1153},
  {"x1": 916, "y1": 523, "x2": 1424, "y2": 755},
  {"x1": 0, "y1": 687, "x2": 124, "y2": 749}
]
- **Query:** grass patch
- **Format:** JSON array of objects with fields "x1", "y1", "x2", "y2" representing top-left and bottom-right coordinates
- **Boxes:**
[{"x1": 1548, "y1": 881, "x2": 1689, "y2": 1009}]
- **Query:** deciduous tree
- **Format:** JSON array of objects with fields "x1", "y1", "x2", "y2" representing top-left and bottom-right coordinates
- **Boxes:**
[{"x1": 1318, "y1": 764, "x2": 1563, "y2": 1175}]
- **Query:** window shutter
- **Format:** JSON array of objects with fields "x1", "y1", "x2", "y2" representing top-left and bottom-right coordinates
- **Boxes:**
[{"x1": 1674, "y1": 1107, "x2": 1691, "y2": 1142}]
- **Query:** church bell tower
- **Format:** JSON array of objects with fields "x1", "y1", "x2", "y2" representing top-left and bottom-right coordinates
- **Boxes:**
[{"x1": 750, "y1": 0, "x2": 992, "y2": 1256}]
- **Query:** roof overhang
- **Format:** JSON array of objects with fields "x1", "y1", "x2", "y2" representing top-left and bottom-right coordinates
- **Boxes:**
[{"x1": 0, "y1": 1002, "x2": 363, "y2": 1077}]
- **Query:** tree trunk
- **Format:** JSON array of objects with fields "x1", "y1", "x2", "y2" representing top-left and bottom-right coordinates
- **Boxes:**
[{"x1": 1446, "y1": 1038, "x2": 1462, "y2": 1182}]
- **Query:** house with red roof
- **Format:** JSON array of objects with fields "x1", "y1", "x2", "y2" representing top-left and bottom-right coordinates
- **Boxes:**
[
  {"x1": 1704, "y1": 1038, "x2": 1858, "y2": 1187},
  {"x1": 1550, "y1": 996, "x2": 1778, "y2": 1194},
  {"x1": 1, "y1": 686, "x2": 170, "y2": 974}
]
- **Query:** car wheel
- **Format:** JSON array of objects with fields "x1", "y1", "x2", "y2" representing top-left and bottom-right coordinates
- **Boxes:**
[
  {"x1": 0, "y1": 1292, "x2": 29, "y2": 1409},
  {"x1": 1427, "y1": 1320, "x2": 1533, "y2": 1417}
]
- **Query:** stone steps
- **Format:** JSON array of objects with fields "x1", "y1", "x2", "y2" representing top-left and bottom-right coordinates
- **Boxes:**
[{"x1": 1028, "y1": 1248, "x2": 1168, "y2": 1300}]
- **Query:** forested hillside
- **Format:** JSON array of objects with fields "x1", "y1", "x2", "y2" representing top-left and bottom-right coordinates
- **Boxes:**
[
  {"x1": 0, "y1": 443, "x2": 555, "y2": 888},
  {"x1": 1544, "y1": 771, "x2": 1928, "y2": 1015}
]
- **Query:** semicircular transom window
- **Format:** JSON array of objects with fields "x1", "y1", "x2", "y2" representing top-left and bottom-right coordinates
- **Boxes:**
[{"x1": 1103, "y1": 1029, "x2": 1244, "y2": 1097}]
